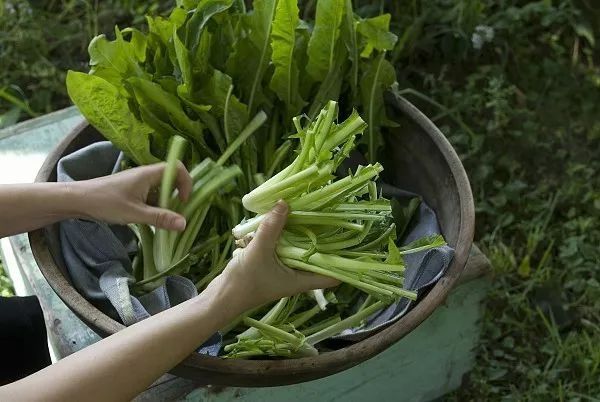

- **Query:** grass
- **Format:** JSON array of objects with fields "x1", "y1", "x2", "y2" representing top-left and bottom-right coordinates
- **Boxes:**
[
  {"x1": 384, "y1": 0, "x2": 600, "y2": 398},
  {"x1": 0, "y1": 0, "x2": 173, "y2": 126},
  {"x1": 1, "y1": 0, "x2": 599, "y2": 398},
  {"x1": 0, "y1": 260, "x2": 14, "y2": 297}
]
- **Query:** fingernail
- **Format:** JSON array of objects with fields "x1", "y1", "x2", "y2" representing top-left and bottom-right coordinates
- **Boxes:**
[
  {"x1": 274, "y1": 199, "x2": 288, "y2": 214},
  {"x1": 173, "y1": 216, "x2": 186, "y2": 231}
]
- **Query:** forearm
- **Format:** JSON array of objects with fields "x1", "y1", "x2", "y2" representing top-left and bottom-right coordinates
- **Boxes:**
[
  {"x1": 0, "y1": 274, "x2": 245, "y2": 402},
  {"x1": 0, "y1": 183, "x2": 84, "y2": 238}
]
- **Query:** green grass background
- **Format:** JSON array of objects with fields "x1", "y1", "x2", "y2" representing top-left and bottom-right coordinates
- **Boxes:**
[{"x1": 1, "y1": 0, "x2": 599, "y2": 399}]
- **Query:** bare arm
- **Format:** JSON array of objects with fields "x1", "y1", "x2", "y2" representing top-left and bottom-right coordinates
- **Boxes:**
[
  {"x1": 0, "y1": 275, "x2": 239, "y2": 402},
  {"x1": 0, "y1": 162, "x2": 192, "y2": 239},
  {"x1": 0, "y1": 166, "x2": 336, "y2": 401}
]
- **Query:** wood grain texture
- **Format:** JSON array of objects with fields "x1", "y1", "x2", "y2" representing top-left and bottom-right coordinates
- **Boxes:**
[{"x1": 28, "y1": 95, "x2": 475, "y2": 386}]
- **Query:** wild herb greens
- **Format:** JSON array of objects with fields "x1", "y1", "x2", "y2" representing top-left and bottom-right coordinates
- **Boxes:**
[{"x1": 66, "y1": 0, "x2": 443, "y2": 359}]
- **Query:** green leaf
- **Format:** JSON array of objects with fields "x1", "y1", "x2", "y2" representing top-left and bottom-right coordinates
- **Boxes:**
[
  {"x1": 122, "y1": 28, "x2": 148, "y2": 63},
  {"x1": 127, "y1": 77, "x2": 213, "y2": 157},
  {"x1": 391, "y1": 196, "x2": 421, "y2": 240},
  {"x1": 270, "y1": 0, "x2": 304, "y2": 120},
  {"x1": 359, "y1": 52, "x2": 396, "y2": 162},
  {"x1": 306, "y1": 0, "x2": 345, "y2": 81},
  {"x1": 195, "y1": 69, "x2": 249, "y2": 142},
  {"x1": 88, "y1": 29, "x2": 146, "y2": 85},
  {"x1": 385, "y1": 238, "x2": 402, "y2": 265},
  {"x1": 66, "y1": 71, "x2": 158, "y2": 166},
  {"x1": 208, "y1": 13, "x2": 238, "y2": 71},
  {"x1": 307, "y1": 42, "x2": 347, "y2": 119},
  {"x1": 573, "y1": 21, "x2": 595, "y2": 47},
  {"x1": 356, "y1": 14, "x2": 398, "y2": 58},
  {"x1": 223, "y1": 82, "x2": 250, "y2": 142},
  {"x1": 0, "y1": 107, "x2": 20, "y2": 129},
  {"x1": 185, "y1": 0, "x2": 235, "y2": 53},
  {"x1": 227, "y1": 0, "x2": 278, "y2": 114},
  {"x1": 173, "y1": 29, "x2": 192, "y2": 89},
  {"x1": 518, "y1": 255, "x2": 531, "y2": 278},
  {"x1": 399, "y1": 235, "x2": 446, "y2": 253},
  {"x1": 342, "y1": 0, "x2": 359, "y2": 102},
  {"x1": 293, "y1": 20, "x2": 311, "y2": 101},
  {"x1": 192, "y1": 29, "x2": 214, "y2": 78},
  {"x1": 144, "y1": 7, "x2": 187, "y2": 49}
]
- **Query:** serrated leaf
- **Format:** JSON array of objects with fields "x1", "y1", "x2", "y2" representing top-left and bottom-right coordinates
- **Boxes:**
[
  {"x1": 88, "y1": 29, "x2": 146, "y2": 86},
  {"x1": 356, "y1": 14, "x2": 398, "y2": 58},
  {"x1": 227, "y1": 0, "x2": 277, "y2": 114},
  {"x1": 270, "y1": 0, "x2": 305, "y2": 119},
  {"x1": 385, "y1": 237, "x2": 402, "y2": 265},
  {"x1": 400, "y1": 235, "x2": 446, "y2": 253},
  {"x1": 306, "y1": 0, "x2": 345, "y2": 81},
  {"x1": 127, "y1": 77, "x2": 213, "y2": 157},
  {"x1": 391, "y1": 196, "x2": 421, "y2": 240},
  {"x1": 185, "y1": 0, "x2": 235, "y2": 53}
]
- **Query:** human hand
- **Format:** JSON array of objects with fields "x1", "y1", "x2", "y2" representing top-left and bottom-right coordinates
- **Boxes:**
[
  {"x1": 70, "y1": 162, "x2": 192, "y2": 231},
  {"x1": 212, "y1": 201, "x2": 339, "y2": 312}
]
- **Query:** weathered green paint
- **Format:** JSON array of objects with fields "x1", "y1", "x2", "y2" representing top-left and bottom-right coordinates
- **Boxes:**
[
  {"x1": 0, "y1": 108, "x2": 490, "y2": 401},
  {"x1": 179, "y1": 278, "x2": 489, "y2": 402}
]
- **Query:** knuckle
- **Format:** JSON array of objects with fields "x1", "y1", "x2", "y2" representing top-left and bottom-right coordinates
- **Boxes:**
[{"x1": 154, "y1": 211, "x2": 171, "y2": 228}]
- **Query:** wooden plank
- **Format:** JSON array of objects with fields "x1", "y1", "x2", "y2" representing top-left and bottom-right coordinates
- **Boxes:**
[
  {"x1": 150, "y1": 276, "x2": 490, "y2": 401},
  {"x1": 0, "y1": 107, "x2": 83, "y2": 184},
  {"x1": 8, "y1": 234, "x2": 101, "y2": 359},
  {"x1": 0, "y1": 106, "x2": 81, "y2": 141}
]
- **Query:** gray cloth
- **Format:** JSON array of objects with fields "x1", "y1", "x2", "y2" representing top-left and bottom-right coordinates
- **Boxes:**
[
  {"x1": 57, "y1": 141, "x2": 453, "y2": 350},
  {"x1": 57, "y1": 142, "x2": 221, "y2": 356},
  {"x1": 334, "y1": 183, "x2": 454, "y2": 341}
]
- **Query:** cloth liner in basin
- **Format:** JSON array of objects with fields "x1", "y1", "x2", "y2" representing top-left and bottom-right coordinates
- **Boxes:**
[{"x1": 57, "y1": 142, "x2": 454, "y2": 353}]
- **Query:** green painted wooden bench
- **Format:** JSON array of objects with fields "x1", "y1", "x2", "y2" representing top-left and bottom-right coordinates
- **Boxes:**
[{"x1": 0, "y1": 109, "x2": 490, "y2": 401}]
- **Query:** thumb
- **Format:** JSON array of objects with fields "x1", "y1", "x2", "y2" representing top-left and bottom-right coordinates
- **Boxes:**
[
  {"x1": 138, "y1": 206, "x2": 186, "y2": 231},
  {"x1": 253, "y1": 200, "x2": 288, "y2": 252}
]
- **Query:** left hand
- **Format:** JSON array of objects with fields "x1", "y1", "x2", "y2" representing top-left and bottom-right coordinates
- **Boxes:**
[{"x1": 70, "y1": 162, "x2": 192, "y2": 231}]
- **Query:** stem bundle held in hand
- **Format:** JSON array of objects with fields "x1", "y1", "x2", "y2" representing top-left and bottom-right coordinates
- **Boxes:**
[
  {"x1": 233, "y1": 101, "x2": 418, "y2": 301},
  {"x1": 225, "y1": 101, "x2": 444, "y2": 358}
]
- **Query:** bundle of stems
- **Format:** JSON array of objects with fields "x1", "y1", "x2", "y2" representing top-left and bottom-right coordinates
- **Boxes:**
[{"x1": 225, "y1": 101, "x2": 445, "y2": 358}]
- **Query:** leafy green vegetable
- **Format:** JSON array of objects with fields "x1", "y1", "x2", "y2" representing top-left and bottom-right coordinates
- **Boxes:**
[
  {"x1": 360, "y1": 52, "x2": 396, "y2": 163},
  {"x1": 66, "y1": 71, "x2": 158, "y2": 166},
  {"x1": 356, "y1": 14, "x2": 398, "y2": 58},
  {"x1": 67, "y1": 0, "x2": 445, "y2": 360},
  {"x1": 306, "y1": 0, "x2": 345, "y2": 81},
  {"x1": 270, "y1": 0, "x2": 304, "y2": 120}
]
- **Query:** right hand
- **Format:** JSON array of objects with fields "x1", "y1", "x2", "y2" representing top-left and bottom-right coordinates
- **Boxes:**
[{"x1": 214, "y1": 201, "x2": 339, "y2": 311}]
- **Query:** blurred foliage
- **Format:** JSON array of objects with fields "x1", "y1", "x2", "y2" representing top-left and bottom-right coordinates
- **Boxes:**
[
  {"x1": 1, "y1": 0, "x2": 599, "y2": 398},
  {"x1": 376, "y1": 0, "x2": 600, "y2": 399},
  {"x1": 0, "y1": 0, "x2": 173, "y2": 126},
  {"x1": 0, "y1": 260, "x2": 14, "y2": 297}
]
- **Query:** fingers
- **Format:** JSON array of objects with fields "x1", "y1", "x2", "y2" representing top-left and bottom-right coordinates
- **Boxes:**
[
  {"x1": 174, "y1": 161, "x2": 192, "y2": 202},
  {"x1": 144, "y1": 162, "x2": 168, "y2": 186},
  {"x1": 138, "y1": 206, "x2": 186, "y2": 231},
  {"x1": 142, "y1": 162, "x2": 192, "y2": 202},
  {"x1": 292, "y1": 270, "x2": 340, "y2": 293},
  {"x1": 252, "y1": 200, "x2": 288, "y2": 252}
]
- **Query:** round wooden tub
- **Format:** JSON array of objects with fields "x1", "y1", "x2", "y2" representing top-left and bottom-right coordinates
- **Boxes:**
[{"x1": 28, "y1": 94, "x2": 474, "y2": 387}]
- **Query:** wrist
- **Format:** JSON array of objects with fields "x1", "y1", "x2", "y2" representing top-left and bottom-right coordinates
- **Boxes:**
[
  {"x1": 61, "y1": 181, "x2": 93, "y2": 220},
  {"x1": 198, "y1": 272, "x2": 253, "y2": 321}
]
